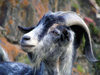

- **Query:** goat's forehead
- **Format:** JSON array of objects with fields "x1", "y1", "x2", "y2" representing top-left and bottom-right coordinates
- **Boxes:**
[
  {"x1": 23, "y1": 11, "x2": 66, "y2": 38},
  {"x1": 47, "y1": 24, "x2": 60, "y2": 32}
]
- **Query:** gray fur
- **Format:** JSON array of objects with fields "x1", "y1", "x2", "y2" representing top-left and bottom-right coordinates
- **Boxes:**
[
  {"x1": 21, "y1": 25, "x2": 75, "y2": 75},
  {"x1": 20, "y1": 11, "x2": 98, "y2": 75}
]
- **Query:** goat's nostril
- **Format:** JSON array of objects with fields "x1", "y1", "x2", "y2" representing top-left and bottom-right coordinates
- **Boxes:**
[{"x1": 23, "y1": 36, "x2": 30, "y2": 41}]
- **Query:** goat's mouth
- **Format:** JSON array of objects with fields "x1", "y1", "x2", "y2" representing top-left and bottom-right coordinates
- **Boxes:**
[
  {"x1": 20, "y1": 44, "x2": 35, "y2": 52},
  {"x1": 21, "y1": 44, "x2": 35, "y2": 47}
]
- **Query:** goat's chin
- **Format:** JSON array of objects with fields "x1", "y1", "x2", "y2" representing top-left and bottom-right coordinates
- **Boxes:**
[{"x1": 21, "y1": 46, "x2": 34, "y2": 53}]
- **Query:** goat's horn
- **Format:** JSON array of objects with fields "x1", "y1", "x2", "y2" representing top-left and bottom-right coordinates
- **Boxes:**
[
  {"x1": 18, "y1": 25, "x2": 35, "y2": 33},
  {"x1": 58, "y1": 11, "x2": 99, "y2": 63}
]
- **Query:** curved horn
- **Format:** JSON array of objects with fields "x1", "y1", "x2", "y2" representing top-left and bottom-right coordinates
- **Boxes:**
[
  {"x1": 18, "y1": 25, "x2": 35, "y2": 33},
  {"x1": 55, "y1": 11, "x2": 99, "y2": 63}
]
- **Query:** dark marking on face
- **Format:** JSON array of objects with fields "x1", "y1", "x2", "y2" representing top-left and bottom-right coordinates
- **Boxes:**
[
  {"x1": 56, "y1": 16, "x2": 65, "y2": 24},
  {"x1": 38, "y1": 14, "x2": 65, "y2": 41},
  {"x1": 48, "y1": 25, "x2": 71, "y2": 45},
  {"x1": 56, "y1": 25, "x2": 71, "y2": 42}
]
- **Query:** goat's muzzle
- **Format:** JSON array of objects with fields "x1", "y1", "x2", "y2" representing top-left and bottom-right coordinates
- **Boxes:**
[{"x1": 20, "y1": 35, "x2": 36, "y2": 52}]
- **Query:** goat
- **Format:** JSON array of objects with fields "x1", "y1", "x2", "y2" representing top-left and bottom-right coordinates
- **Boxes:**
[
  {"x1": 0, "y1": 11, "x2": 98, "y2": 75},
  {"x1": 18, "y1": 11, "x2": 99, "y2": 75},
  {"x1": 0, "y1": 62, "x2": 33, "y2": 75}
]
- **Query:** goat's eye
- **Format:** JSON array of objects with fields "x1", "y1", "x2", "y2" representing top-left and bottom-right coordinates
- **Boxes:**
[{"x1": 51, "y1": 30, "x2": 59, "y2": 36}]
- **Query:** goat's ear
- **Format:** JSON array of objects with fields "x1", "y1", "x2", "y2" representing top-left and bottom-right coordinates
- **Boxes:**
[
  {"x1": 84, "y1": 30, "x2": 99, "y2": 63},
  {"x1": 70, "y1": 25, "x2": 99, "y2": 63},
  {"x1": 18, "y1": 25, "x2": 35, "y2": 33}
]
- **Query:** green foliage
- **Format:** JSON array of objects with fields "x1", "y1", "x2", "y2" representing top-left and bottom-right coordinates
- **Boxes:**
[
  {"x1": 81, "y1": 36, "x2": 85, "y2": 48},
  {"x1": 77, "y1": 64, "x2": 85, "y2": 73},
  {"x1": 89, "y1": 23, "x2": 100, "y2": 37},
  {"x1": 17, "y1": 55, "x2": 31, "y2": 65},
  {"x1": 78, "y1": 36, "x2": 85, "y2": 54},
  {"x1": 95, "y1": 54, "x2": 100, "y2": 69},
  {"x1": 72, "y1": 3, "x2": 79, "y2": 10},
  {"x1": 96, "y1": 0, "x2": 100, "y2": 6}
]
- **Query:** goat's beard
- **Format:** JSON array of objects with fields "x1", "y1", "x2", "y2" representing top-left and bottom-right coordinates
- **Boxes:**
[
  {"x1": 27, "y1": 34, "x2": 71, "y2": 68},
  {"x1": 28, "y1": 34, "x2": 56, "y2": 68}
]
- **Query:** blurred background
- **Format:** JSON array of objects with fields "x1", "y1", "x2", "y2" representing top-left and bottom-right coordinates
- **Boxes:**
[{"x1": 0, "y1": 0, "x2": 100, "y2": 75}]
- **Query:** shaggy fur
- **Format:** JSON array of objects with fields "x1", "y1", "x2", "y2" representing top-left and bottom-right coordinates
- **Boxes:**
[
  {"x1": 0, "y1": 62, "x2": 33, "y2": 75},
  {"x1": 19, "y1": 11, "x2": 99, "y2": 75},
  {"x1": 27, "y1": 25, "x2": 75, "y2": 75}
]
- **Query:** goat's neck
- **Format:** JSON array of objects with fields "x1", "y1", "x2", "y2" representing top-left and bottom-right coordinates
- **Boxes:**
[
  {"x1": 59, "y1": 42, "x2": 74, "y2": 75},
  {"x1": 44, "y1": 42, "x2": 74, "y2": 75},
  {"x1": 28, "y1": 43, "x2": 74, "y2": 75},
  {"x1": 43, "y1": 57, "x2": 60, "y2": 75}
]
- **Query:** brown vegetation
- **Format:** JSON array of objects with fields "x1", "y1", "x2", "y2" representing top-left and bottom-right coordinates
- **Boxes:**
[{"x1": 0, "y1": 37, "x2": 26, "y2": 61}]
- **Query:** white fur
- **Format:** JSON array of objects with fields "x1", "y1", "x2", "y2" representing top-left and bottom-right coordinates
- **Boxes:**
[{"x1": 21, "y1": 23, "x2": 44, "y2": 46}]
